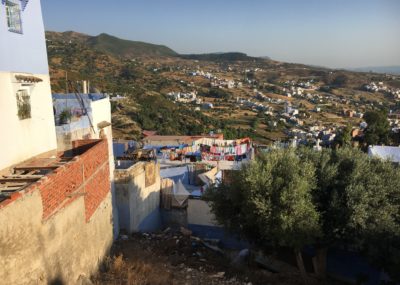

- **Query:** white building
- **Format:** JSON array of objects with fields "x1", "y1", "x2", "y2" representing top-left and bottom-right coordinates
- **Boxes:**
[
  {"x1": 0, "y1": 0, "x2": 57, "y2": 172},
  {"x1": 368, "y1": 146, "x2": 400, "y2": 164},
  {"x1": 52, "y1": 93, "x2": 114, "y2": 152}
]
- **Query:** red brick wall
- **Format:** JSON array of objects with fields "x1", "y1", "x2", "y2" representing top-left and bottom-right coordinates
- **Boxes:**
[
  {"x1": 84, "y1": 163, "x2": 110, "y2": 221},
  {"x1": 39, "y1": 159, "x2": 84, "y2": 218},
  {"x1": 37, "y1": 139, "x2": 110, "y2": 221}
]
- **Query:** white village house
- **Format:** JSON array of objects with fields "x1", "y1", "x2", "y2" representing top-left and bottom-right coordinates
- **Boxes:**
[{"x1": 0, "y1": 0, "x2": 57, "y2": 171}]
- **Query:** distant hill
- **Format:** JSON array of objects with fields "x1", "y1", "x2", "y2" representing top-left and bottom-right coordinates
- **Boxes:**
[
  {"x1": 46, "y1": 31, "x2": 178, "y2": 58},
  {"x1": 180, "y1": 52, "x2": 261, "y2": 62},
  {"x1": 350, "y1": 66, "x2": 400, "y2": 75}
]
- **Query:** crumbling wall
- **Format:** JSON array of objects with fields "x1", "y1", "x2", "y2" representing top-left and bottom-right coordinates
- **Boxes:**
[
  {"x1": 115, "y1": 162, "x2": 161, "y2": 233},
  {"x1": 0, "y1": 139, "x2": 113, "y2": 285}
]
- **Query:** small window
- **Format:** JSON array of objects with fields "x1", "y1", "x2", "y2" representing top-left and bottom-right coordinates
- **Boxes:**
[
  {"x1": 16, "y1": 89, "x2": 31, "y2": 120},
  {"x1": 5, "y1": 0, "x2": 22, "y2": 34}
]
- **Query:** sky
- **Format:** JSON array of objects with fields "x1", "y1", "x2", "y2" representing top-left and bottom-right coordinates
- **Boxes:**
[{"x1": 41, "y1": 0, "x2": 400, "y2": 68}]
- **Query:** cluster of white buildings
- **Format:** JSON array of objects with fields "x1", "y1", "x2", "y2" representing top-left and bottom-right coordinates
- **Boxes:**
[
  {"x1": 297, "y1": 80, "x2": 318, "y2": 90},
  {"x1": 253, "y1": 91, "x2": 284, "y2": 105},
  {"x1": 167, "y1": 91, "x2": 201, "y2": 104},
  {"x1": 283, "y1": 86, "x2": 305, "y2": 97},
  {"x1": 389, "y1": 112, "x2": 400, "y2": 133},
  {"x1": 210, "y1": 79, "x2": 239, "y2": 89},
  {"x1": 280, "y1": 102, "x2": 303, "y2": 126},
  {"x1": 364, "y1": 82, "x2": 400, "y2": 99},
  {"x1": 236, "y1": 97, "x2": 271, "y2": 112},
  {"x1": 188, "y1": 70, "x2": 215, "y2": 79},
  {"x1": 188, "y1": 69, "x2": 244, "y2": 89},
  {"x1": 287, "y1": 125, "x2": 338, "y2": 146}
]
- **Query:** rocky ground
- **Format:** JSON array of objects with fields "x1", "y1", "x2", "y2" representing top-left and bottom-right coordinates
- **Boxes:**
[{"x1": 91, "y1": 228, "x2": 327, "y2": 285}]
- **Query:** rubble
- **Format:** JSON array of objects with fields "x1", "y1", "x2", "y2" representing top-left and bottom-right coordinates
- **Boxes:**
[{"x1": 93, "y1": 229, "x2": 323, "y2": 285}]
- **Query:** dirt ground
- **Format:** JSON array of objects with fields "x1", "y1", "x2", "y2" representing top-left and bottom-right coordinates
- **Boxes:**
[{"x1": 91, "y1": 229, "x2": 324, "y2": 285}]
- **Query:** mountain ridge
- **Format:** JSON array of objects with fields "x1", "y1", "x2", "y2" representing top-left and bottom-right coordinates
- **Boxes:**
[
  {"x1": 46, "y1": 31, "x2": 178, "y2": 58},
  {"x1": 349, "y1": 66, "x2": 400, "y2": 75},
  {"x1": 46, "y1": 31, "x2": 271, "y2": 62}
]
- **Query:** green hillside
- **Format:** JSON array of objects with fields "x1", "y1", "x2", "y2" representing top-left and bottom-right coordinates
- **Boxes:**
[
  {"x1": 46, "y1": 31, "x2": 178, "y2": 58},
  {"x1": 87, "y1": 33, "x2": 177, "y2": 58},
  {"x1": 45, "y1": 31, "x2": 240, "y2": 140}
]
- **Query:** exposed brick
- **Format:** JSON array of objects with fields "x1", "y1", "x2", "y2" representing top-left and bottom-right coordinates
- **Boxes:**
[
  {"x1": 0, "y1": 139, "x2": 111, "y2": 221},
  {"x1": 84, "y1": 163, "x2": 110, "y2": 221},
  {"x1": 37, "y1": 139, "x2": 110, "y2": 220}
]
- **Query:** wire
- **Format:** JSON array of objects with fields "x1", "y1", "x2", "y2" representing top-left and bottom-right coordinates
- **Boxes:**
[{"x1": 67, "y1": 81, "x2": 96, "y2": 134}]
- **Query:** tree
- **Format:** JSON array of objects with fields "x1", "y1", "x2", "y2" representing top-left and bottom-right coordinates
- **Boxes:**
[
  {"x1": 331, "y1": 74, "x2": 348, "y2": 87},
  {"x1": 297, "y1": 147, "x2": 400, "y2": 281},
  {"x1": 333, "y1": 125, "x2": 352, "y2": 148},
  {"x1": 206, "y1": 147, "x2": 400, "y2": 283},
  {"x1": 364, "y1": 110, "x2": 390, "y2": 146},
  {"x1": 250, "y1": 118, "x2": 260, "y2": 130},
  {"x1": 205, "y1": 148, "x2": 320, "y2": 283}
]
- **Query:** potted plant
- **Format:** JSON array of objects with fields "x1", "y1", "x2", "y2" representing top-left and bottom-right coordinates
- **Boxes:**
[{"x1": 59, "y1": 109, "x2": 72, "y2": 124}]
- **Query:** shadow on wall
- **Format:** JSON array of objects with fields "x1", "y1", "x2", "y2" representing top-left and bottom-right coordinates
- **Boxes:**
[
  {"x1": 115, "y1": 163, "x2": 162, "y2": 234},
  {"x1": 136, "y1": 191, "x2": 162, "y2": 232},
  {"x1": 32, "y1": 208, "x2": 113, "y2": 285},
  {"x1": 49, "y1": 277, "x2": 64, "y2": 285},
  {"x1": 116, "y1": 185, "x2": 163, "y2": 233}
]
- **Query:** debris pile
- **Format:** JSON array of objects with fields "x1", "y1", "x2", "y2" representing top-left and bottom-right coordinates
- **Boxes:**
[{"x1": 92, "y1": 228, "x2": 320, "y2": 285}]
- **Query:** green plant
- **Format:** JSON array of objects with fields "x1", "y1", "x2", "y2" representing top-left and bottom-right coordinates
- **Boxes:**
[
  {"x1": 59, "y1": 109, "x2": 72, "y2": 124},
  {"x1": 16, "y1": 90, "x2": 31, "y2": 120}
]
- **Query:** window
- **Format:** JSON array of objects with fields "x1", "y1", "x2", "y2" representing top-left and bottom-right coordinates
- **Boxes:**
[
  {"x1": 5, "y1": 0, "x2": 22, "y2": 34},
  {"x1": 16, "y1": 89, "x2": 31, "y2": 120}
]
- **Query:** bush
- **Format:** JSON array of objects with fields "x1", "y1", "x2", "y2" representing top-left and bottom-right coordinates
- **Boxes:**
[{"x1": 59, "y1": 109, "x2": 72, "y2": 124}]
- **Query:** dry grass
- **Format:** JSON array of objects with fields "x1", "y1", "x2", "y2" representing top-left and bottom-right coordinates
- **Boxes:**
[{"x1": 93, "y1": 252, "x2": 174, "y2": 285}]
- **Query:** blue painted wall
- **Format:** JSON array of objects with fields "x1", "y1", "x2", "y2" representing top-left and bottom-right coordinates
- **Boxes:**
[{"x1": 0, "y1": 0, "x2": 49, "y2": 74}]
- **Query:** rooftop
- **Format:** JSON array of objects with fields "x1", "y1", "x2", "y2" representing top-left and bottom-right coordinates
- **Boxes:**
[
  {"x1": 368, "y1": 145, "x2": 400, "y2": 163},
  {"x1": 52, "y1": 93, "x2": 107, "y2": 102}
]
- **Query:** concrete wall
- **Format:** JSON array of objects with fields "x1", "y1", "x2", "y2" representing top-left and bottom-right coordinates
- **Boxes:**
[
  {"x1": 0, "y1": 0, "x2": 49, "y2": 74},
  {"x1": 0, "y1": 140, "x2": 113, "y2": 285},
  {"x1": 188, "y1": 198, "x2": 219, "y2": 227},
  {"x1": 56, "y1": 125, "x2": 92, "y2": 152},
  {"x1": 0, "y1": 72, "x2": 57, "y2": 172},
  {"x1": 53, "y1": 95, "x2": 112, "y2": 152},
  {"x1": 187, "y1": 199, "x2": 248, "y2": 249},
  {"x1": 115, "y1": 162, "x2": 161, "y2": 233},
  {"x1": 0, "y1": 191, "x2": 113, "y2": 284}
]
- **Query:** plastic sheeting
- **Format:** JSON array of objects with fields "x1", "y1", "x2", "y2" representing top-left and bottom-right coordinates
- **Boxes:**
[
  {"x1": 173, "y1": 180, "x2": 190, "y2": 206},
  {"x1": 160, "y1": 178, "x2": 190, "y2": 209}
]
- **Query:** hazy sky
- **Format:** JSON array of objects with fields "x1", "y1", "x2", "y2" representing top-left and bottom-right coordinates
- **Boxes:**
[{"x1": 41, "y1": 0, "x2": 400, "y2": 68}]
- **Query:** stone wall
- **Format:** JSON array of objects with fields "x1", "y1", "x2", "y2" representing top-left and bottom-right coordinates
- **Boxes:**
[{"x1": 0, "y1": 139, "x2": 113, "y2": 284}]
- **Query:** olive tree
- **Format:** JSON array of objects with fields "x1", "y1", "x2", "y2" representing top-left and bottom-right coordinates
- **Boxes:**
[
  {"x1": 297, "y1": 147, "x2": 400, "y2": 281},
  {"x1": 206, "y1": 146, "x2": 400, "y2": 283},
  {"x1": 205, "y1": 148, "x2": 320, "y2": 283}
]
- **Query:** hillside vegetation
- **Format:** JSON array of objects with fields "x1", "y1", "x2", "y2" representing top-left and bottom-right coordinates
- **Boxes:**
[
  {"x1": 46, "y1": 31, "x2": 245, "y2": 139},
  {"x1": 46, "y1": 31, "x2": 400, "y2": 144},
  {"x1": 46, "y1": 31, "x2": 177, "y2": 58}
]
